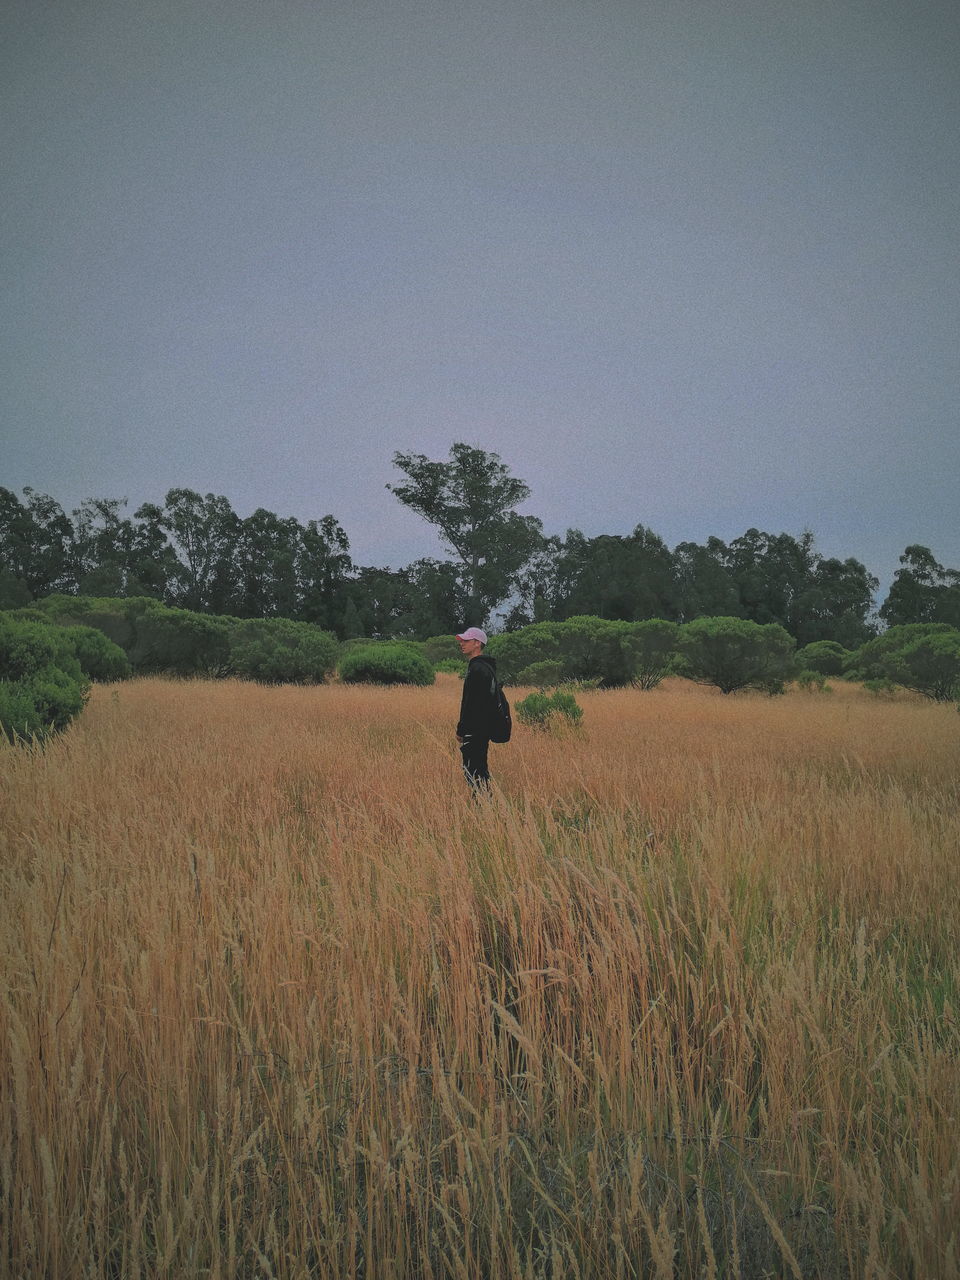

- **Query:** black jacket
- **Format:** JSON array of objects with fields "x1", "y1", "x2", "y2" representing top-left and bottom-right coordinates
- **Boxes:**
[{"x1": 457, "y1": 656, "x2": 498, "y2": 738}]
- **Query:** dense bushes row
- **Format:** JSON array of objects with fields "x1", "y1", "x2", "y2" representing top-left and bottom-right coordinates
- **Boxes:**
[
  {"x1": 488, "y1": 615, "x2": 960, "y2": 701},
  {"x1": 487, "y1": 615, "x2": 796, "y2": 695},
  {"x1": 4, "y1": 596, "x2": 958, "y2": 747},
  {"x1": 8, "y1": 596, "x2": 339, "y2": 683}
]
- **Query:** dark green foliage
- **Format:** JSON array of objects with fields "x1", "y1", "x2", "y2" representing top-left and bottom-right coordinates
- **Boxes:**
[
  {"x1": 58, "y1": 626, "x2": 131, "y2": 681},
  {"x1": 515, "y1": 688, "x2": 583, "y2": 729},
  {"x1": 555, "y1": 616, "x2": 635, "y2": 687},
  {"x1": 673, "y1": 538, "x2": 741, "y2": 621},
  {"x1": 433, "y1": 658, "x2": 465, "y2": 676},
  {"x1": 0, "y1": 568, "x2": 32, "y2": 608},
  {"x1": 338, "y1": 644, "x2": 435, "y2": 686},
  {"x1": 129, "y1": 605, "x2": 234, "y2": 676},
  {"x1": 553, "y1": 526, "x2": 678, "y2": 622},
  {"x1": 880, "y1": 545, "x2": 960, "y2": 627},
  {"x1": 791, "y1": 556, "x2": 878, "y2": 647},
  {"x1": 491, "y1": 617, "x2": 677, "y2": 688},
  {"x1": 678, "y1": 617, "x2": 796, "y2": 695},
  {"x1": 844, "y1": 624, "x2": 954, "y2": 681},
  {"x1": 228, "y1": 618, "x2": 338, "y2": 684},
  {"x1": 486, "y1": 624, "x2": 563, "y2": 684},
  {"x1": 796, "y1": 640, "x2": 849, "y2": 677},
  {"x1": 623, "y1": 619, "x2": 679, "y2": 690},
  {"x1": 388, "y1": 444, "x2": 543, "y2": 623},
  {"x1": 0, "y1": 615, "x2": 66, "y2": 679},
  {"x1": 877, "y1": 630, "x2": 960, "y2": 701},
  {"x1": 515, "y1": 660, "x2": 565, "y2": 687},
  {"x1": 422, "y1": 635, "x2": 462, "y2": 665},
  {"x1": 796, "y1": 669, "x2": 830, "y2": 691},
  {"x1": 0, "y1": 614, "x2": 89, "y2": 743},
  {"x1": 863, "y1": 677, "x2": 898, "y2": 697},
  {"x1": 0, "y1": 669, "x2": 88, "y2": 743}
]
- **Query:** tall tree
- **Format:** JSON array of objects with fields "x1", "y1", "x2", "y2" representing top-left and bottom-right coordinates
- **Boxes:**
[
  {"x1": 0, "y1": 488, "x2": 73, "y2": 598},
  {"x1": 69, "y1": 497, "x2": 142, "y2": 596},
  {"x1": 387, "y1": 443, "x2": 543, "y2": 624},
  {"x1": 723, "y1": 529, "x2": 817, "y2": 630},
  {"x1": 880, "y1": 545, "x2": 960, "y2": 627},
  {"x1": 158, "y1": 489, "x2": 241, "y2": 613},
  {"x1": 553, "y1": 526, "x2": 678, "y2": 622},
  {"x1": 790, "y1": 556, "x2": 878, "y2": 647},
  {"x1": 234, "y1": 508, "x2": 301, "y2": 619},
  {"x1": 298, "y1": 515, "x2": 353, "y2": 630},
  {"x1": 502, "y1": 535, "x2": 564, "y2": 629},
  {"x1": 672, "y1": 538, "x2": 741, "y2": 622}
]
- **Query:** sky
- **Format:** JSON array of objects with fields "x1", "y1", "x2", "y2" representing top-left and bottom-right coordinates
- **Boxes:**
[{"x1": 2, "y1": 0, "x2": 958, "y2": 599}]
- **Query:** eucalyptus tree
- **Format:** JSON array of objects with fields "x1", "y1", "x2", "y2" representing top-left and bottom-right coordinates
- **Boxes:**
[{"x1": 387, "y1": 443, "x2": 543, "y2": 625}]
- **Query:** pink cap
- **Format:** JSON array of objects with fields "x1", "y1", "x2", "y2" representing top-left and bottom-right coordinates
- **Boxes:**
[{"x1": 456, "y1": 627, "x2": 488, "y2": 645}]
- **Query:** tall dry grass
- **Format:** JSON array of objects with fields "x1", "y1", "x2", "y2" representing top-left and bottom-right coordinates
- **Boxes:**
[{"x1": 1, "y1": 675, "x2": 958, "y2": 1278}]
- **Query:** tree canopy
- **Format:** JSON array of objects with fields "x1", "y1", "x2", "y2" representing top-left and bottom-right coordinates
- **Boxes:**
[
  {"x1": 387, "y1": 443, "x2": 544, "y2": 624},
  {"x1": 2, "y1": 456, "x2": 954, "y2": 647}
]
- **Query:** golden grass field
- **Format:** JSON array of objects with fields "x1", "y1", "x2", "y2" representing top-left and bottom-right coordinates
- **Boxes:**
[{"x1": 2, "y1": 674, "x2": 959, "y2": 1278}]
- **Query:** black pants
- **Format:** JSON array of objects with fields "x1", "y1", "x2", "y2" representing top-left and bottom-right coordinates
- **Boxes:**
[{"x1": 460, "y1": 735, "x2": 491, "y2": 791}]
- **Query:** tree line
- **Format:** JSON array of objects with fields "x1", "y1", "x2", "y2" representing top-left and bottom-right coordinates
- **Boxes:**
[{"x1": 3, "y1": 444, "x2": 959, "y2": 643}]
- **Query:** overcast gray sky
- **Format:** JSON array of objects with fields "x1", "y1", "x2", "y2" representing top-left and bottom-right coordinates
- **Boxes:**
[{"x1": 3, "y1": 0, "x2": 958, "y2": 595}]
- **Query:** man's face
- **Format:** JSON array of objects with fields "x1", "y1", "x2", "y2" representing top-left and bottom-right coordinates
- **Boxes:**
[{"x1": 458, "y1": 636, "x2": 483, "y2": 659}]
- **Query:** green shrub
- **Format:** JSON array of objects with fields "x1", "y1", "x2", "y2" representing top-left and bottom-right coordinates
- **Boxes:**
[
  {"x1": 844, "y1": 624, "x2": 954, "y2": 681},
  {"x1": 0, "y1": 681, "x2": 44, "y2": 742},
  {"x1": 796, "y1": 669, "x2": 830, "y2": 692},
  {"x1": 863, "y1": 677, "x2": 898, "y2": 697},
  {"x1": 678, "y1": 617, "x2": 796, "y2": 695},
  {"x1": 422, "y1": 635, "x2": 461, "y2": 665},
  {"x1": 796, "y1": 640, "x2": 850, "y2": 677},
  {"x1": 556, "y1": 616, "x2": 634, "y2": 687},
  {"x1": 229, "y1": 618, "x2": 338, "y2": 684},
  {"x1": 23, "y1": 664, "x2": 89, "y2": 734},
  {"x1": 3, "y1": 607, "x2": 48, "y2": 624},
  {"x1": 0, "y1": 614, "x2": 89, "y2": 743},
  {"x1": 30, "y1": 595, "x2": 170, "y2": 658},
  {"x1": 58, "y1": 626, "x2": 131, "y2": 681},
  {"x1": 339, "y1": 644, "x2": 435, "y2": 686},
  {"x1": 486, "y1": 624, "x2": 562, "y2": 684},
  {"x1": 881, "y1": 630, "x2": 960, "y2": 701},
  {"x1": 129, "y1": 605, "x2": 234, "y2": 676},
  {"x1": 0, "y1": 615, "x2": 62, "y2": 680},
  {"x1": 516, "y1": 688, "x2": 583, "y2": 730},
  {"x1": 623, "y1": 619, "x2": 679, "y2": 690},
  {"x1": 515, "y1": 660, "x2": 565, "y2": 687},
  {"x1": 433, "y1": 658, "x2": 464, "y2": 676}
]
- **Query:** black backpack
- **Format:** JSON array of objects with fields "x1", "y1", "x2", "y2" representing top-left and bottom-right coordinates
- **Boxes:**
[{"x1": 478, "y1": 659, "x2": 512, "y2": 743}]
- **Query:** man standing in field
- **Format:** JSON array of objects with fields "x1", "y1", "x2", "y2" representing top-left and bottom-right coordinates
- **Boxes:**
[{"x1": 456, "y1": 627, "x2": 498, "y2": 792}]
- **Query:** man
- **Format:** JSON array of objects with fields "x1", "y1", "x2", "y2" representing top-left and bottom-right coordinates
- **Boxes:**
[{"x1": 456, "y1": 626, "x2": 497, "y2": 792}]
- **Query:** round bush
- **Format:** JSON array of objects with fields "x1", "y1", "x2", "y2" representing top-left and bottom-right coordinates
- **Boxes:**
[
  {"x1": 433, "y1": 658, "x2": 464, "y2": 675},
  {"x1": 796, "y1": 641, "x2": 850, "y2": 677},
  {"x1": 229, "y1": 619, "x2": 338, "y2": 684},
  {"x1": 796, "y1": 669, "x2": 829, "y2": 692},
  {"x1": 339, "y1": 644, "x2": 435, "y2": 686},
  {"x1": 485, "y1": 624, "x2": 562, "y2": 684},
  {"x1": 58, "y1": 626, "x2": 131, "y2": 682},
  {"x1": 422, "y1": 635, "x2": 461, "y2": 665},
  {"x1": 129, "y1": 605, "x2": 233, "y2": 676},
  {"x1": 516, "y1": 688, "x2": 583, "y2": 730},
  {"x1": 0, "y1": 615, "x2": 61, "y2": 680},
  {"x1": 515, "y1": 660, "x2": 565, "y2": 687},
  {"x1": 0, "y1": 617, "x2": 89, "y2": 744}
]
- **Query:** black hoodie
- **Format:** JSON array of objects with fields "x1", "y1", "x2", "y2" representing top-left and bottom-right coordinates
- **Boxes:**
[{"x1": 457, "y1": 655, "x2": 498, "y2": 738}]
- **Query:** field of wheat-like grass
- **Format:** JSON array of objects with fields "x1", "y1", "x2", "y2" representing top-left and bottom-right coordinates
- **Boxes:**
[{"x1": 1, "y1": 675, "x2": 958, "y2": 1278}]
